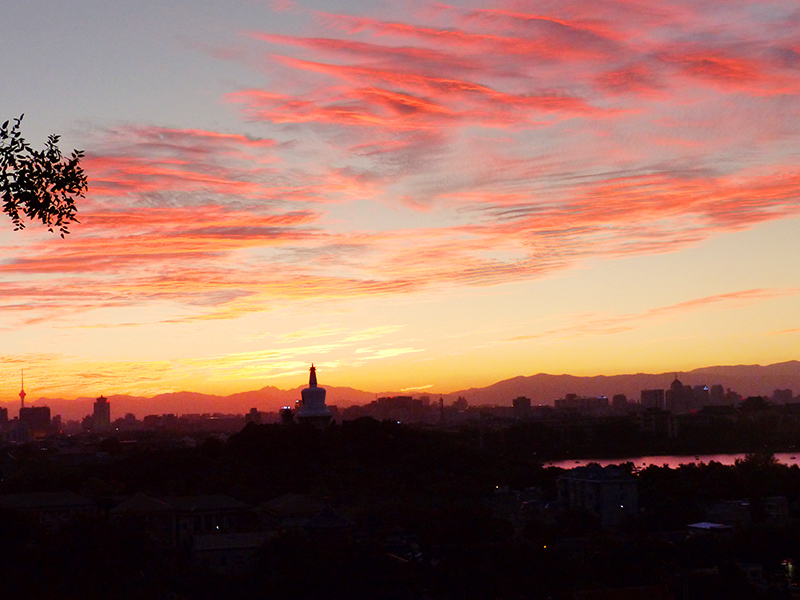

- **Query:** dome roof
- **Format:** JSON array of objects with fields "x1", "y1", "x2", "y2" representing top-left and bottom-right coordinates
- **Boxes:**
[{"x1": 670, "y1": 373, "x2": 683, "y2": 390}]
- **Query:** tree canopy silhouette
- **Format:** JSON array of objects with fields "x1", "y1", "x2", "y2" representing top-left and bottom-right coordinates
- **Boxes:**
[{"x1": 1, "y1": 115, "x2": 87, "y2": 236}]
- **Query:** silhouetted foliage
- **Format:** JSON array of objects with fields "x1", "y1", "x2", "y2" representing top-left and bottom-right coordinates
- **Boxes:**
[
  {"x1": 1, "y1": 115, "x2": 86, "y2": 236},
  {"x1": 8, "y1": 422, "x2": 800, "y2": 598},
  {"x1": 250, "y1": 530, "x2": 415, "y2": 600}
]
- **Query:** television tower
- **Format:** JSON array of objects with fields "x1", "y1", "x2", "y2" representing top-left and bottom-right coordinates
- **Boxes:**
[{"x1": 19, "y1": 369, "x2": 26, "y2": 409}]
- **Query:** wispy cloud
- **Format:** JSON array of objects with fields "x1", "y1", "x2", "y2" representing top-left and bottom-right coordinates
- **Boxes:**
[{"x1": 508, "y1": 288, "x2": 800, "y2": 342}]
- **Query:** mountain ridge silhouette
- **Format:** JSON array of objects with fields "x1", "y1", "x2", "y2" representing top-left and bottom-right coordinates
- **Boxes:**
[{"x1": 16, "y1": 360, "x2": 800, "y2": 421}]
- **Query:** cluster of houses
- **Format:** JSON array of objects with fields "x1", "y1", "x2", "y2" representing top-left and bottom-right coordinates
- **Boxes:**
[{"x1": 0, "y1": 490, "x2": 354, "y2": 575}]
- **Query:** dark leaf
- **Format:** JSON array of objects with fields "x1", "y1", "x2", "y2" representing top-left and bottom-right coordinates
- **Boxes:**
[{"x1": 0, "y1": 115, "x2": 85, "y2": 235}]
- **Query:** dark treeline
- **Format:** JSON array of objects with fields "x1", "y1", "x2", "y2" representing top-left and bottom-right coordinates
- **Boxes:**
[
  {"x1": 484, "y1": 413, "x2": 800, "y2": 460},
  {"x1": 1, "y1": 419, "x2": 800, "y2": 598}
]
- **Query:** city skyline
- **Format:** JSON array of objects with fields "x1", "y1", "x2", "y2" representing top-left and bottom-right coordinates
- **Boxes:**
[
  {"x1": 2, "y1": 0, "x2": 800, "y2": 402},
  {"x1": 8, "y1": 360, "x2": 800, "y2": 423}
]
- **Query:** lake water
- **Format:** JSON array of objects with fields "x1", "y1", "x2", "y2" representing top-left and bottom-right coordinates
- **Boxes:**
[{"x1": 545, "y1": 452, "x2": 800, "y2": 470}]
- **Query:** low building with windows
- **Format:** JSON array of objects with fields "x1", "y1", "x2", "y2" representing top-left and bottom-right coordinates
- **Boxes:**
[
  {"x1": 557, "y1": 465, "x2": 638, "y2": 529},
  {"x1": 109, "y1": 493, "x2": 252, "y2": 548},
  {"x1": 0, "y1": 491, "x2": 97, "y2": 533}
]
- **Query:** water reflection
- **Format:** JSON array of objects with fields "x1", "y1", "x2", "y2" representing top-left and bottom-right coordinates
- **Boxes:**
[{"x1": 545, "y1": 453, "x2": 799, "y2": 470}]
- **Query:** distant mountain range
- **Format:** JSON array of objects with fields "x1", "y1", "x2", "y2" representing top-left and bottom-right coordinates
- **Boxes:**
[
  {"x1": 15, "y1": 360, "x2": 800, "y2": 422},
  {"x1": 445, "y1": 361, "x2": 800, "y2": 407}
]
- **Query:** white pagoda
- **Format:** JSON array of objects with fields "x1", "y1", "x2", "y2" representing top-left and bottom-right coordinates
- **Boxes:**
[{"x1": 296, "y1": 364, "x2": 332, "y2": 428}]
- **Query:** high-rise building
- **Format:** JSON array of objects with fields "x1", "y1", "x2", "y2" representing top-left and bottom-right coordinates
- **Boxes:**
[
  {"x1": 93, "y1": 395, "x2": 111, "y2": 431},
  {"x1": 19, "y1": 406, "x2": 51, "y2": 433},
  {"x1": 512, "y1": 396, "x2": 531, "y2": 419},
  {"x1": 554, "y1": 394, "x2": 608, "y2": 413},
  {"x1": 710, "y1": 384, "x2": 725, "y2": 405},
  {"x1": 666, "y1": 376, "x2": 693, "y2": 413},
  {"x1": 612, "y1": 394, "x2": 628, "y2": 409},
  {"x1": 693, "y1": 385, "x2": 710, "y2": 407},
  {"x1": 641, "y1": 389, "x2": 665, "y2": 410}
]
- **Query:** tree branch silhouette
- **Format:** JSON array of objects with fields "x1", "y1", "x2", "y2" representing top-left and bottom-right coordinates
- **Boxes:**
[{"x1": 1, "y1": 115, "x2": 87, "y2": 236}]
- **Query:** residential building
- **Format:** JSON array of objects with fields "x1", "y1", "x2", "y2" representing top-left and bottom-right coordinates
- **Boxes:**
[{"x1": 557, "y1": 465, "x2": 638, "y2": 529}]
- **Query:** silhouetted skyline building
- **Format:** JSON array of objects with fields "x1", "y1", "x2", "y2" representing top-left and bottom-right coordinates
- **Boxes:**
[
  {"x1": 666, "y1": 375, "x2": 693, "y2": 413},
  {"x1": 16, "y1": 370, "x2": 50, "y2": 436},
  {"x1": 693, "y1": 385, "x2": 710, "y2": 406},
  {"x1": 773, "y1": 388, "x2": 793, "y2": 403},
  {"x1": 512, "y1": 396, "x2": 531, "y2": 419},
  {"x1": 279, "y1": 407, "x2": 294, "y2": 424},
  {"x1": 245, "y1": 407, "x2": 261, "y2": 424},
  {"x1": 19, "y1": 405, "x2": 51, "y2": 434},
  {"x1": 641, "y1": 388, "x2": 665, "y2": 410},
  {"x1": 710, "y1": 384, "x2": 725, "y2": 404},
  {"x1": 554, "y1": 394, "x2": 608, "y2": 413},
  {"x1": 93, "y1": 395, "x2": 111, "y2": 431}
]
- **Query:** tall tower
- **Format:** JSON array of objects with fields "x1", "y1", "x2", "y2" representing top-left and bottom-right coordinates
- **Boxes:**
[
  {"x1": 19, "y1": 370, "x2": 26, "y2": 409},
  {"x1": 296, "y1": 364, "x2": 332, "y2": 428}
]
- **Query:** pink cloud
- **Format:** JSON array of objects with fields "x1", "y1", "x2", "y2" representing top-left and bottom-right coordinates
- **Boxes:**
[
  {"x1": 315, "y1": 9, "x2": 622, "y2": 62},
  {"x1": 229, "y1": 56, "x2": 600, "y2": 133},
  {"x1": 249, "y1": 32, "x2": 481, "y2": 73},
  {"x1": 82, "y1": 125, "x2": 285, "y2": 198},
  {"x1": 657, "y1": 46, "x2": 800, "y2": 95},
  {"x1": 5, "y1": 1, "x2": 800, "y2": 324},
  {"x1": 595, "y1": 63, "x2": 666, "y2": 96}
]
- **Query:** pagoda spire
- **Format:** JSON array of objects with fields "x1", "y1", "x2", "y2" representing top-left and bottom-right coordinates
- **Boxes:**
[{"x1": 309, "y1": 363, "x2": 317, "y2": 388}]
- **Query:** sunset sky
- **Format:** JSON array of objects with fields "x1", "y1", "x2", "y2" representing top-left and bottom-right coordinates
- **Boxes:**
[{"x1": 2, "y1": 0, "x2": 800, "y2": 404}]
